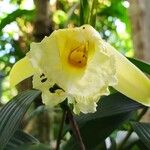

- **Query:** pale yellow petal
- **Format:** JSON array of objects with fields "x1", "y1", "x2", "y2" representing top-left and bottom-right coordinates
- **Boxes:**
[
  {"x1": 26, "y1": 25, "x2": 117, "y2": 114},
  {"x1": 23, "y1": 25, "x2": 150, "y2": 113},
  {"x1": 104, "y1": 41, "x2": 150, "y2": 106},
  {"x1": 32, "y1": 73, "x2": 66, "y2": 106},
  {"x1": 65, "y1": 41, "x2": 117, "y2": 114},
  {"x1": 9, "y1": 57, "x2": 34, "y2": 87},
  {"x1": 42, "y1": 90, "x2": 66, "y2": 107}
]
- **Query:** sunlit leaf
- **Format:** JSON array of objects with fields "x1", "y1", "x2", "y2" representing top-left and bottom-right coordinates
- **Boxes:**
[{"x1": 0, "y1": 9, "x2": 34, "y2": 34}]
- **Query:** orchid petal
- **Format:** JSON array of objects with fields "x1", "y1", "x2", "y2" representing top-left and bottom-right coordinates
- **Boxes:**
[
  {"x1": 104, "y1": 42, "x2": 150, "y2": 106},
  {"x1": 9, "y1": 57, "x2": 34, "y2": 87}
]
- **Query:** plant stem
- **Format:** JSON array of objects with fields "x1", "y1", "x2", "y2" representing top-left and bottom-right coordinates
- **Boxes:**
[
  {"x1": 80, "y1": 0, "x2": 89, "y2": 25},
  {"x1": 56, "y1": 110, "x2": 67, "y2": 150},
  {"x1": 89, "y1": 0, "x2": 98, "y2": 27},
  {"x1": 118, "y1": 107, "x2": 148, "y2": 150},
  {"x1": 136, "y1": 107, "x2": 148, "y2": 120},
  {"x1": 65, "y1": 104, "x2": 86, "y2": 150}
]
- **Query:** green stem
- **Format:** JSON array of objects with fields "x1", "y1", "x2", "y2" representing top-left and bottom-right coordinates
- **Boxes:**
[
  {"x1": 118, "y1": 107, "x2": 148, "y2": 150},
  {"x1": 56, "y1": 110, "x2": 67, "y2": 150},
  {"x1": 80, "y1": 0, "x2": 89, "y2": 25},
  {"x1": 89, "y1": 0, "x2": 98, "y2": 27}
]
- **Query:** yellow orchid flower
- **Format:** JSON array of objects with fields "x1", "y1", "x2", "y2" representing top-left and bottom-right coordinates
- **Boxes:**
[{"x1": 9, "y1": 25, "x2": 150, "y2": 114}]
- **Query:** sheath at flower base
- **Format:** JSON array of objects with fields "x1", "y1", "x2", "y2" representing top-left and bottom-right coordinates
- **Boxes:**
[{"x1": 10, "y1": 25, "x2": 150, "y2": 114}]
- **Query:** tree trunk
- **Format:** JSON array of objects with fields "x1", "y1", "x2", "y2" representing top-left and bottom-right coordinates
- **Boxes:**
[
  {"x1": 33, "y1": 0, "x2": 52, "y2": 143},
  {"x1": 34, "y1": 0, "x2": 52, "y2": 42},
  {"x1": 129, "y1": 0, "x2": 150, "y2": 122},
  {"x1": 129, "y1": 0, "x2": 150, "y2": 62}
]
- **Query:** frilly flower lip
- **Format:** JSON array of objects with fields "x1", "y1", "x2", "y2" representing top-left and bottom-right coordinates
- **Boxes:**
[{"x1": 10, "y1": 25, "x2": 150, "y2": 114}]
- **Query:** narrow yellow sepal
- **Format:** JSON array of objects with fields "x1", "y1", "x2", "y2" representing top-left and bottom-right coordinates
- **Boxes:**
[
  {"x1": 9, "y1": 57, "x2": 34, "y2": 87},
  {"x1": 107, "y1": 44, "x2": 150, "y2": 106}
]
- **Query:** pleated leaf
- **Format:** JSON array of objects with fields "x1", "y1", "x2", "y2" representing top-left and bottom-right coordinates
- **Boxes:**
[
  {"x1": 131, "y1": 122, "x2": 150, "y2": 149},
  {"x1": 0, "y1": 90, "x2": 41, "y2": 149},
  {"x1": 4, "y1": 130, "x2": 39, "y2": 150},
  {"x1": 75, "y1": 92, "x2": 143, "y2": 127},
  {"x1": 15, "y1": 144, "x2": 51, "y2": 150}
]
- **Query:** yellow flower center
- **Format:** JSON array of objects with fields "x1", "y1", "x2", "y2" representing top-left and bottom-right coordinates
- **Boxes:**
[{"x1": 68, "y1": 45, "x2": 87, "y2": 68}]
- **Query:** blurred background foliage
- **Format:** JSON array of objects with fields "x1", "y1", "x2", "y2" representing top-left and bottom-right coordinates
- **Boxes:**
[{"x1": 0, "y1": 0, "x2": 150, "y2": 150}]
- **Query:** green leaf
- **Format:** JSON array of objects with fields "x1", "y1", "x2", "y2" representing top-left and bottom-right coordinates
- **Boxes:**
[
  {"x1": 131, "y1": 122, "x2": 150, "y2": 149},
  {"x1": 80, "y1": 0, "x2": 90, "y2": 25},
  {"x1": 63, "y1": 93, "x2": 143, "y2": 134},
  {"x1": 63, "y1": 93, "x2": 143, "y2": 150},
  {"x1": 128, "y1": 57, "x2": 150, "y2": 75},
  {"x1": 89, "y1": 0, "x2": 98, "y2": 27},
  {"x1": 26, "y1": 105, "x2": 46, "y2": 121},
  {"x1": 109, "y1": 137, "x2": 117, "y2": 150},
  {"x1": 75, "y1": 93, "x2": 143, "y2": 127},
  {"x1": 124, "y1": 139, "x2": 149, "y2": 150},
  {"x1": 4, "y1": 130, "x2": 39, "y2": 150},
  {"x1": 16, "y1": 144, "x2": 51, "y2": 150},
  {"x1": 0, "y1": 90, "x2": 41, "y2": 149},
  {"x1": 63, "y1": 113, "x2": 132, "y2": 150},
  {"x1": 0, "y1": 71, "x2": 4, "y2": 98},
  {"x1": 99, "y1": 0, "x2": 130, "y2": 31},
  {"x1": 0, "y1": 9, "x2": 34, "y2": 33}
]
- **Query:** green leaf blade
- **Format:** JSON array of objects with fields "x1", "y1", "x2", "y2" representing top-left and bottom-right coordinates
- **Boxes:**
[
  {"x1": 79, "y1": 0, "x2": 90, "y2": 25},
  {"x1": 128, "y1": 57, "x2": 150, "y2": 75},
  {"x1": 63, "y1": 113, "x2": 132, "y2": 150},
  {"x1": 63, "y1": 93, "x2": 143, "y2": 150},
  {"x1": 75, "y1": 93, "x2": 143, "y2": 126},
  {"x1": 5, "y1": 130, "x2": 39, "y2": 150},
  {"x1": 131, "y1": 122, "x2": 150, "y2": 149},
  {"x1": 0, "y1": 90, "x2": 41, "y2": 149},
  {"x1": 0, "y1": 9, "x2": 34, "y2": 34}
]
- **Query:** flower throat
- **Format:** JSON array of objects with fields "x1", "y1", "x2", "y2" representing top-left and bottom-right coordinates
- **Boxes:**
[{"x1": 68, "y1": 45, "x2": 87, "y2": 68}]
